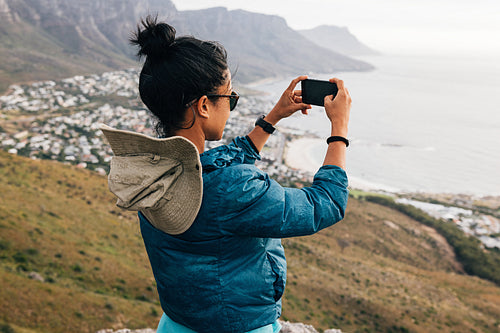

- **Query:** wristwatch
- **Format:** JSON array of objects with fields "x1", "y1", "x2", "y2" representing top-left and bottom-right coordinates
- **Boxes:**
[{"x1": 255, "y1": 115, "x2": 276, "y2": 134}]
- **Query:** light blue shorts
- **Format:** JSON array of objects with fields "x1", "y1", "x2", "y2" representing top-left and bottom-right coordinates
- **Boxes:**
[{"x1": 157, "y1": 312, "x2": 282, "y2": 333}]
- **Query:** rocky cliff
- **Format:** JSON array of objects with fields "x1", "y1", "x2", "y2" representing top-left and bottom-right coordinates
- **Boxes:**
[
  {"x1": 0, "y1": 0, "x2": 373, "y2": 92},
  {"x1": 169, "y1": 7, "x2": 373, "y2": 83}
]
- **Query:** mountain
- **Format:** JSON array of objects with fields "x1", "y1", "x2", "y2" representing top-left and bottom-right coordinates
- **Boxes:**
[
  {"x1": 1, "y1": 150, "x2": 499, "y2": 333},
  {"x1": 0, "y1": 0, "x2": 373, "y2": 93},
  {"x1": 299, "y1": 25, "x2": 379, "y2": 56},
  {"x1": 0, "y1": 0, "x2": 178, "y2": 92},
  {"x1": 168, "y1": 7, "x2": 374, "y2": 83}
]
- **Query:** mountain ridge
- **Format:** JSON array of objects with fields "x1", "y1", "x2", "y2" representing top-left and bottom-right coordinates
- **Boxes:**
[
  {"x1": 169, "y1": 7, "x2": 372, "y2": 83},
  {"x1": 0, "y1": 0, "x2": 373, "y2": 93},
  {"x1": 299, "y1": 25, "x2": 379, "y2": 56}
]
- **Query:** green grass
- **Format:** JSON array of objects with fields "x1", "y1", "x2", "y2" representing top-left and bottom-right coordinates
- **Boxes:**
[
  {"x1": 0, "y1": 151, "x2": 160, "y2": 332},
  {"x1": 281, "y1": 197, "x2": 500, "y2": 332},
  {"x1": 0, "y1": 151, "x2": 499, "y2": 333}
]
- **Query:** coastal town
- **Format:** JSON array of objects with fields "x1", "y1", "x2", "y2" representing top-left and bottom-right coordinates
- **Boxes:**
[
  {"x1": 396, "y1": 198, "x2": 500, "y2": 249},
  {"x1": 0, "y1": 69, "x2": 312, "y2": 185},
  {"x1": 1, "y1": 69, "x2": 499, "y2": 249}
]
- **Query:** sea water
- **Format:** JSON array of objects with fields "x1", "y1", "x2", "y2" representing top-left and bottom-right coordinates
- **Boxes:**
[{"x1": 253, "y1": 55, "x2": 500, "y2": 195}]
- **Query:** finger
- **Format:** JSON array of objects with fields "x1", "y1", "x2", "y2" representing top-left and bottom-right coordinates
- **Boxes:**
[
  {"x1": 287, "y1": 75, "x2": 308, "y2": 91},
  {"x1": 329, "y1": 78, "x2": 345, "y2": 91},
  {"x1": 324, "y1": 94, "x2": 334, "y2": 104},
  {"x1": 343, "y1": 86, "x2": 351, "y2": 98},
  {"x1": 293, "y1": 96, "x2": 303, "y2": 103},
  {"x1": 345, "y1": 88, "x2": 352, "y2": 103},
  {"x1": 295, "y1": 103, "x2": 311, "y2": 112},
  {"x1": 293, "y1": 90, "x2": 302, "y2": 96},
  {"x1": 301, "y1": 109, "x2": 309, "y2": 115}
]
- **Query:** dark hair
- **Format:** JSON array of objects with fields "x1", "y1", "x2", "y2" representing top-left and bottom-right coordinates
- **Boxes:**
[{"x1": 130, "y1": 15, "x2": 229, "y2": 137}]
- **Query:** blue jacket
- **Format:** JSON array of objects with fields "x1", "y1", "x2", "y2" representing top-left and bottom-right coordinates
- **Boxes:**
[{"x1": 139, "y1": 136, "x2": 348, "y2": 333}]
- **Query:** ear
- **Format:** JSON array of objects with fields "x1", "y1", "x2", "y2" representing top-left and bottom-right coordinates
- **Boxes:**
[{"x1": 194, "y1": 96, "x2": 211, "y2": 119}]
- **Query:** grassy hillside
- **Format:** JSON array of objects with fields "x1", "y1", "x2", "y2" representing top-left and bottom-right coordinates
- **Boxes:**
[
  {"x1": 0, "y1": 151, "x2": 499, "y2": 333},
  {"x1": 281, "y1": 199, "x2": 500, "y2": 332},
  {"x1": 0, "y1": 151, "x2": 159, "y2": 332}
]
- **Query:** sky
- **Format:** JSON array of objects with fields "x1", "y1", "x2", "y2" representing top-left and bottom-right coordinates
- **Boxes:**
[{"x1": 170, "y1": 0, "x2": 500, "y2": 56}]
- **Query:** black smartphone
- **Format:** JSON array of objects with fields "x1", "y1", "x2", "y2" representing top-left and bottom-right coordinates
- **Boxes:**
[{"x1": 301, "y1": 79, "x2": 338, "y2": 106}]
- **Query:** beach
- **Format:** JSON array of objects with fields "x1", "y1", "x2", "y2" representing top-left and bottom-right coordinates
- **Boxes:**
[
  {"x1": 284, "y1": 137, "x2": 324, "y2": 173},
  {"x1": 284, "y1": 137, "x2": 407, "y2": 193}
]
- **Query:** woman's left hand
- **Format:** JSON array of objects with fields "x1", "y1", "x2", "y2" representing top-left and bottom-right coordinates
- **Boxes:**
[{"x1": 265, "y1": 75, "x2": 312, "y2": 125}]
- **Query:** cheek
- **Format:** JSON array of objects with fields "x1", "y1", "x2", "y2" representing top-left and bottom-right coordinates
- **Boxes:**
[
  {"x1": 218, "y1": 112, "x2": 230, "y2": 136},
  {"x1": 223, "y1": 111, "x2": 231, "y2": 129}
]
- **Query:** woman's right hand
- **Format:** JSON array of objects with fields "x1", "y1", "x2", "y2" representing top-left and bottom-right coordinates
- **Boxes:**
[
  {"x1": 324, "y1": 78, "x2": 351, "y2": 138},
  {"x1": 265, "y1": 75, "x2": 312, "y2": 125}
]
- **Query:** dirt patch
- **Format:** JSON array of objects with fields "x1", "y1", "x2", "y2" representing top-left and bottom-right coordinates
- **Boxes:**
[{"x1": 419, "y1": 224, "x2": 464, "y2": 273}]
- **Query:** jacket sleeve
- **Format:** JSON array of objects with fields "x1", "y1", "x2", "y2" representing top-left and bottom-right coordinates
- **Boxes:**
[
  {"x1": 230, "y1": 136, "x2": 261, "y2": 165},
  {"x1": 216, "y1": 164, "x2": 349, "y2": 238}
]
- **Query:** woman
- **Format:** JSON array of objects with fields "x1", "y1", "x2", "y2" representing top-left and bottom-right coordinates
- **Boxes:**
[{"x1": 102, "y1": 16, "x2": 351, "y2": 333}]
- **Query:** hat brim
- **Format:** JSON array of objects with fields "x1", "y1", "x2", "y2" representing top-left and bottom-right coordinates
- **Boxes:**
[{"x1": 100, "y1": 124, "x2": 203, "y2": 235}]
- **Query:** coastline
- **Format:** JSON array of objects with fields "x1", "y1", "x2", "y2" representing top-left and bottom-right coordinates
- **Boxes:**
[
  {"x1": 283, "y1": 136, "x2": 500, "y2": 229},
  {"x1": 284, "y1": 136, "x2": 401, "y2": 193},
  {"x1": 283, "y1": 137, "x2": 323, "y2": 174}
]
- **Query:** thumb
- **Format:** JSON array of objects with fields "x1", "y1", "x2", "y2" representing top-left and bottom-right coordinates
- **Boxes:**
[
  {"x1": 300, "y1": 103, "x2": 312, "y2": 111},
  {"x1": 324, "y1": 94, "x2": 334, "y2": 105}
]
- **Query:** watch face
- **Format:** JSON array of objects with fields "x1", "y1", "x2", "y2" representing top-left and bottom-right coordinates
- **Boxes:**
[{"x1": 256, "y1": 116, "x2": 275, "y2": 134}]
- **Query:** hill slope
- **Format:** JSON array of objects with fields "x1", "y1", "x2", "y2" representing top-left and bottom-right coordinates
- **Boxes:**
[
  {"x1": 0, "y1": 151, "x2": 499, "y2": 333},
  {"x1": 0, "y1": 0, "x2": 146, "y2": 92},
  {"x1": 0, "y1": 151, "x2": 159, "y2": 332}
]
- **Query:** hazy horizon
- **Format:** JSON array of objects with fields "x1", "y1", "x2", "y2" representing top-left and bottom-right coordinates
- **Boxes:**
[{"x1": 171, "y1": 0, "x2": 500, "y2": 57}]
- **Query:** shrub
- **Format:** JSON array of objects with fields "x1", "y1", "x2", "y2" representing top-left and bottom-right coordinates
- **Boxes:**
[
  {"x1": 0, "y1": 240, "x2": 10, "y2": 251},
  {"x1": 25, "y1": 248, "x2": 39, "y2": 256},
  {"x1": 16, "y1": 265, "x2": 28, "y2": 272},
  {"x1": 71, "y1": 264, "x2": 83, "y2": 273},
  {"x1": 0, "y1": 324, "x2": 15, "y2": 333},
  {"x1": 12, "y1": 252, "x2": 27, "y2": 263}
]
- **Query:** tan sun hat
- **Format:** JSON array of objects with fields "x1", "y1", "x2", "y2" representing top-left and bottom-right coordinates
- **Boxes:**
[{"x1": 100, "y1": 124, "x2": 203, "y2": 235}]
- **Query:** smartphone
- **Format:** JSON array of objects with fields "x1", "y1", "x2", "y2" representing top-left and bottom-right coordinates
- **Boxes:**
[{"x1": 301, "y1": 79, "x2": 338, "y2": 106}]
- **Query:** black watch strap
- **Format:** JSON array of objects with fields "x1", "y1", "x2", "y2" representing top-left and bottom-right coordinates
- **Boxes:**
[{"x1": 255, "y1": 115, "x2": 276, "y2": 134}]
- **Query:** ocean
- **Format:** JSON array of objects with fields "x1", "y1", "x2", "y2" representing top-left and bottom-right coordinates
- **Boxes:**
[{"x1": 253, "y1": 55, "x2": 500, "y2": 195}]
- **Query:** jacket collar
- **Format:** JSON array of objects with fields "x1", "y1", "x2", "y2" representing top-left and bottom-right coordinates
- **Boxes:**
[{"x1": 200, "y1": 144, "x2": 245, "y2": 174}]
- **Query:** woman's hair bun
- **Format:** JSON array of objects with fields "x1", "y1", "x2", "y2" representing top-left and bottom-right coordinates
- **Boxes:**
[{"x1": 130, "y1": 15, "x2": 176, "y2": 59}]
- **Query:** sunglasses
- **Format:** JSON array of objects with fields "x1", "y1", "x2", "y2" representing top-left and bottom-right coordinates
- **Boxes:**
[{"x1": 206, "y1": 91, "x2": 239, "y2": 111}]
